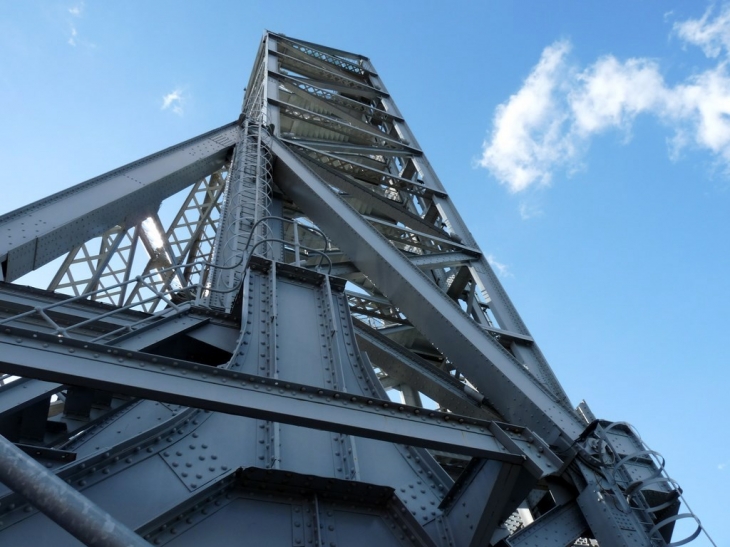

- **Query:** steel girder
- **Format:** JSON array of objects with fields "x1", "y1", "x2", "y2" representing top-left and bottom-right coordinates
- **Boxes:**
[
  {"x1": 0, "y1": 124, "x2": 237, "y2": 283},
  {"x1": 0, "y1": 31, "x2": 704, "y2": 547}
]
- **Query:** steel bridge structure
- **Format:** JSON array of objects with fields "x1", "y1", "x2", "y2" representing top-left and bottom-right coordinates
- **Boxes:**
[{"x1": 0, "y1": 32, "x2": 710, "y2": 546}]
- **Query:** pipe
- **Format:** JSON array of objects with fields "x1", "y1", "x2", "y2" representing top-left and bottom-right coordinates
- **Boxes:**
[{"x1": 0, "y1": 434, "x2": 151, "y2": 547}]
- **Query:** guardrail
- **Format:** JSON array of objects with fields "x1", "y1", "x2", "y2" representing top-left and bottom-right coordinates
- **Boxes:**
[{"x1": 0, "y1": 216, "x2": 332, "y2": 344}]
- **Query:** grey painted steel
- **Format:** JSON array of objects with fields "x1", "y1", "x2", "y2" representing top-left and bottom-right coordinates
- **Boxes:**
[
  {"x1": 272, "y1": 137, "x2": 583, "y2": 446},
  {"x1": 354, "y1": 323, "x2": 499, "y2": 419},
  {"x1": 0, "y1": 378, "x2": 62, "y2": 417},
  {"x1": 0, "y1": 434, "x2": 151, "y2": 547},
  {"x1": 0, "y1": 281, "x2": 239, "y2": 348},
  {"x1": 0, "y1": 325, "x2": 557, "y2": 470},
  {"x1": 443, "y1": 459, "x2": 525, "y2": 547},
  {"x1": 502, "y1": 502, "x2": 588, "y2": 547},
  {"x1": 0, "y1": 32, "x2": 703, "y2": 547},
  {"x1": 361, "y1": 61, "x2": 572, "y2": 408},
  {"x1": 109, "y1": 314, "x2": 209, "y2": 349},
  {"x1": 285, "y1": 140, "x2": 447, "y2": 197},
  {"x1": 409, "y1": 251, "x2": 478, "y2": 270},
  {"x1": 576, "y1": 485, "x2": 654, "y2": 546},
  {"x1": 0, "y1": 281, "x2": 155, "y2": 334},
  {"x1": 136, "y1": 468, "x2": 437, "y2": 547},
  {"x1": 303, "y1": 158, "x2": 447, "y2": 238},
  {"x1": 0, "y1": 123, "x2": 238, "y2": 282}
]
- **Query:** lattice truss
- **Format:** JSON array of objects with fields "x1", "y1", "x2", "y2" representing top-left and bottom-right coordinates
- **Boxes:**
[
  {"x1": 47, "y1": 168, "x2": 229, "y2": 313},
  {"x1": 0, "y1": 32, "x2": 711, "y2": 547},
  {"x1": 257, "y1": 35, "x2": 569, "y2": 405}
]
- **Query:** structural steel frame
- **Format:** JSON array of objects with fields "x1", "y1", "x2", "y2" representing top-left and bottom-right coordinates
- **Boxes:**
[{"x1": 0, "y1": 31, "x2": 710, "y2": 547}]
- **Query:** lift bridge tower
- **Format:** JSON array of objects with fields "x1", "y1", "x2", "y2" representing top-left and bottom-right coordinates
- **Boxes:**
[{"x1": 0, "y1": 33, "x2": 707, "y2": 547}]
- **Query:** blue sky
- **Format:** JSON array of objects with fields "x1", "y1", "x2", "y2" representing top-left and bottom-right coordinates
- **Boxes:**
[{"x1": 0, "y1": 1, "x2": 727, "y2": 543}]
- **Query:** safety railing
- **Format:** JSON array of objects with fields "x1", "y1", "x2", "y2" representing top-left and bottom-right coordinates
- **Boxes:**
[
  {"x1": 593, "y1": 421, "x2": 715, "y2": 547},
  {"x1": 0, "y1": 215, "x2": 332, "y2": 344}
]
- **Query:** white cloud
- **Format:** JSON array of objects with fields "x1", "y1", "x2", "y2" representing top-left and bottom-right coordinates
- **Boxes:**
[
  {"x1": 674, "y1": 4, "x2": 730, "y2": 58},
  {"x1": 518, "y1": 201, "x2": 543, "y2": 220},
  {"x1": 668, "y1": 63, "x2": 730, "y2": 163},
  {"x1": 479, "y1": 41, "x2": 575, "y2": 193},
  {"x1": 161, "y1": 89, "x2": 185, "y2": 116},
  {"x1": 66, "y1": 3, "x2": 92, "y2": 48},
  {"x1": 719, "y1": 461, "x2": 728, "y2": 470},
  {"x1": 570, "y1": 56, "x2": 666, "y2": 136},
  {"x1": 480, "y1": 5, "x2": 730, "y2": 195},
  {"x1": 486, "y1": 254, "x2": 512, "y2": 278}
]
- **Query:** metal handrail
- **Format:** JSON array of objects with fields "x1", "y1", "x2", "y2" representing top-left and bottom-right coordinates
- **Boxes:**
[
  {"x1": 0, "y1": 215, "x2": 332, "y2": 342},
  {"x1": 595, "y1": 421, "x2": 715, "y2": 546}
]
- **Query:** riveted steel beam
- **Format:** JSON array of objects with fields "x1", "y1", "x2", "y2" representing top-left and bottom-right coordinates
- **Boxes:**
[
  {"x1": 0, "y1": 378, "x2": 62, "y2": 418},
  {"x1": 443, "y1": 458, "x2": 527, "y2": 547},
  {"x1": 0, "y1": 123, "x2": 238, "y2": 282},
  {"x1": 354, "y1": 323, "x2": 499, "y2": 420},
  {"x1": 0, "y1": 325, "x2": 560, "y2": 474},
  {"x1": 298, "y1": 155, "x2": 447, "y2": 238},
  {"x1": 271, "y1": 137, "x2": 584, "y2": 446},
  {"x1": 502, "y1": 501, "x2": 588, "y2": 547}
]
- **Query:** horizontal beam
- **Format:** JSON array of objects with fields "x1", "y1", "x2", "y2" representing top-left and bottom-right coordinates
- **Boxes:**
[
  {"x1": 0, "y1": 276, "x2": 238, "y2": 349},
  {"x1": 504, "y1": 501, "x2": 588, "y2": 547},
  {"x1": 364, "y1": 215, "x2": 481, "y2": 255},
  {"x1": 272, "y1": 97, "x2": 413, "y2": 152},
  {"x1": 479, "y1": 325, "x2": 534, "y2": 346},
  {"x1": 0, "y1": 123, "x2": 239, "y2": 281},
  {"x1": 0, "y1": 325, "x2": 559, "y2": 476},
  {"x1": 273, "y1": 51, "x2": 385, "y2": 99},
  {"x1": 271, "y1": 32, "x2": 369, "y2": 69},
  {"x1": 0, "y1": 378, "x2": 62, "y2": 418},
  {"x1": 0, "y1": 282, "x2": 151, "y2": 334},
  {"x1": 271, "y1": 72, "x2": 402, "y2": 124},
  {"x1": 287, "y1": 142, "x2": 445, "y2": 198},
  {"x1": 354, "y1": 323, "x2": 499, "y2": 420},
  {"x1": 300, "y1": 156, "x2": 446, "y2": 238},
  {"x1": 409, "y1": 251, "x2": 477, "y2": 270},
  {"x1": 306, "y1": 251, "x2": 477, "y2": 278}
]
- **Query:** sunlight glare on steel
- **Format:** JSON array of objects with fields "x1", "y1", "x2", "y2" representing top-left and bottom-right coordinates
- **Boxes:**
[{"x1": 141, "y1": 216, "x2": 165, "y2": 251}]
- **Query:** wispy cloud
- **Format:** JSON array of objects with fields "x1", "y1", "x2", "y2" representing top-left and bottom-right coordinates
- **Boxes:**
[
  {"x1": 479, "y1": 41, "x2": 575, "y2": 193},
  {"x1": 66, "y1": 2, "x2": 93, "y2": 48},
  {"x1": 719, "y1": 461, "x2": 728, "y2": 470},
  {"x1": 487, "y1": 254, "x2": 512, "y2": 278},
  {"x1": 68, "y1": 27, "x2": 78, "y2": 47},
  {"x1": 480, "y1": 4, "x2": 730, "y2": 193},
  {"x1": 518, "y1": 200, "x2": 544, "y2": 220},
  {"x1": 161, "y1": 89, "x2": 185, "y2": 116},
  {"x1": 674, "y1": 4, "x2": 730, "y2": 58},
  {"x1": 68, "y1": 3, "x2": 83, "y2": 17}
]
